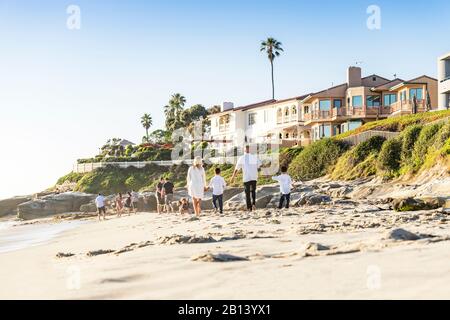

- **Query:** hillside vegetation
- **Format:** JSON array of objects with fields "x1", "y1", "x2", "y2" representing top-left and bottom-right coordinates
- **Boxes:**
[{"x1": 57, "y1": 112, "x2": 450, "y2": 195}]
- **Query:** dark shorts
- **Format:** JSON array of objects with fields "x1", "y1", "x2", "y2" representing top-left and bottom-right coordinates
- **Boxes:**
[
  {"x1": 156, "y1": 194, "x2": 165, "y2": 205},
  {"x1": 97, "y1": 206, "x2": 106, "y2": 214}
]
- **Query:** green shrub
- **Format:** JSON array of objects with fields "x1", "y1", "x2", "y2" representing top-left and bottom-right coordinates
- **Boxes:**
[
  {"x1": 377, "y1": 137, "x2": 403, "y2": 173},
  {"x1": 331, "y1": 136, "x2": 384, "y2": 180},
  {"x1": 352, "y1": 136, "x2": 386, "y2": 164},
  {"x1": 56, "y1": 172, "x2": 85, "y2": 185},
  {"x1": 288, "y1": 138, "x2": 349, "y2": 181},
  {"x1": 411, "y1": 123, "x2": 443, "y2": 171},
  {"x1": 400, "y1": 124, "x2": 423, "y2": 163},
  {"x1": 279, "y1": 146, "x2": 304, "y2": 170}
]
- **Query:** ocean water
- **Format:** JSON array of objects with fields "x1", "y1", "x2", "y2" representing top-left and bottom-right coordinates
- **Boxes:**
[{"x1": 0, "y1": 220, "x2": 85, "y2": 254}]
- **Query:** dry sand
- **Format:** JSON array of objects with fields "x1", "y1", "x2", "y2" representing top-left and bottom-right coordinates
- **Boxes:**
[{"x1": 1, "y1": 202, "x2": 449, "y2": 300}]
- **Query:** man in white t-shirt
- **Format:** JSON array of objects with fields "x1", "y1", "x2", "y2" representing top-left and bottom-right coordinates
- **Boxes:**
[
  {"x1": 231, "y1": 145, "x2": 262, "y2": 212},
  {"x1": 95, "y1": 193, "x2": 106, "y2": 221}
]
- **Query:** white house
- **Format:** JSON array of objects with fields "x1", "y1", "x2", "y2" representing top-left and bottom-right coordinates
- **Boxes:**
[
  {"x1": 438, "y1": 52, "x2": 450, "y2": 110},
  {"x1": 208, "y1": 94, "x2": 311, "y2": 150}
]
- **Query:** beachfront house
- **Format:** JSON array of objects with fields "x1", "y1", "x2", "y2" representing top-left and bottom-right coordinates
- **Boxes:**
[{"x1": 208, "y1": 66, "x2": 438, "y2": 148}]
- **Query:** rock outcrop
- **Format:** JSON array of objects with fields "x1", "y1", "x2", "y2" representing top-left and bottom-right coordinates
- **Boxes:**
[
  {"x1": 0, "y1": 196, "x2": 31, "y2": 217},
  {"x1": 17, "y1": 192, "x2": 96, "y2": 220}
]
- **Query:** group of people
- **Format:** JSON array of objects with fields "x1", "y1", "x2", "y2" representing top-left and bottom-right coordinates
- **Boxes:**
[
  {"x1": 94, "y1": 144, "x2": 295, "y2": 220},
  {"x1": 185, "y1": 144, "x2": 294, "y2": 217},
  {"x1": 95, "y1": 190, "x2": 139, "y2": 221}
]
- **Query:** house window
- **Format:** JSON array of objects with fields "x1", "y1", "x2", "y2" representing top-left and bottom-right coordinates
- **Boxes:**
[
  {"x1": 319, "y1": 100, "x2": 331, "y2": 111},
  {"x1": 284, "y1": 107, "x2": 289, "y2": 117},
  {"x1": 248, "y1": 113, "x2": 257, "y2": 126},
  {"x1": 333, "y1": 99, "x2": 342, "y2": 108},
  {"x1": 352, "y1": 95, "x2": 363, "y2": 107},
  {"x1": 383, "y1": 94, "x2": 397, "y2": 106},
  {"x1": 400, "y1": 90, "x2": 407, "y2": 101},
  {"x1": 409, "y1": 88, "x2": 423, "y2": 100},
  {"x1": 366, "y1": 95, "x2": 381, "y2": 107},
  {"x1": 285, "y1": 133, "x2": 289, "y2": 139},
  {"x1": 372, "y1": 76, "x2": 377, "y2": 81},
  {"x1": 292, "y1": 105, "x2": 297, "y2": 115},
  {"x1": 277, "y1": 108, "x2": 283, "y2": 123},
  {"x1": 304, "y1": 105, "x2": 310, "y2": 114}
]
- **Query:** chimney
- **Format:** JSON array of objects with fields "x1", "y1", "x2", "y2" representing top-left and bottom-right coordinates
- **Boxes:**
[
  {"x1": 221, "y1": 102, "x2": 234, "y2": 112},
  {"x1": 347, "y1": 66, "x2": 362, "y2": 88}
]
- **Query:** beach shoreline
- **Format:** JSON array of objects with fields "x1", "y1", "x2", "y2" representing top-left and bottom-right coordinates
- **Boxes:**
[{"x1": 1, "y1": 202, "x2": 449, "y2": 299}]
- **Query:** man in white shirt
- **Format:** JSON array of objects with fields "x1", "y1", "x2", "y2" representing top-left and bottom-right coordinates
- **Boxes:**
[
  {"x1": 272, "y1": 166, "x2": 293, "y2": 209},
  {"x1": 231, "y1": 145, "x2": 262, "y2": 212},
  {"x1": 209, "y1": 167, "x2": 227, "y2": 214},
  {"x1": 95, "y1": 193, "x2": 106, "y2": 221}
]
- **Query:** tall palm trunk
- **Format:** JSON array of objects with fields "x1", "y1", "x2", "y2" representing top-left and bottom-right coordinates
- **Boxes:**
[{"x1": 271, "y1": 59, "x2": 275, "y2": 99}]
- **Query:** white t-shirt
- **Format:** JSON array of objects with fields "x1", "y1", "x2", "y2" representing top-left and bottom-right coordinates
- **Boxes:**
[
  {"x1": 272, "y1": 174, "x2": 292, "y2": 195},
  {"x1": 209, "y1": 175, "x2": 227, "y2": 195},
  {"x1": 95, "y1": 195, "x2": 105, "y2": 208},
  {"x1": 131, "y1": 191, "x2": 139, "y2": 202},
  {"x1": 235, "y1": 153, "x2": 262, "y2": 183}
]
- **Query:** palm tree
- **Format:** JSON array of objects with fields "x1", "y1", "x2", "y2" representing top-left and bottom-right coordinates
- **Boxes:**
[
  {"x1": 164, "y1": 93, "x2": 186, "y2": 131},
  {"x1": 141, "y1": 113, "x2": 153, "y2": 141},
  {"x1": 260, "y1": 37, "x2": 284, "y2": 99}
]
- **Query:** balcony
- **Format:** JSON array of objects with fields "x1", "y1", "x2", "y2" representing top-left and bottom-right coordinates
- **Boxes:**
[
  {"x1": 390, "y1": 99, "x2": 430, "y2": 114},
  {"x1": 219, "y1": 124, "x2": 230, "y2": 132},
  {"x1": 304, "y1": 105, "x2": 393, "y2": 124}
]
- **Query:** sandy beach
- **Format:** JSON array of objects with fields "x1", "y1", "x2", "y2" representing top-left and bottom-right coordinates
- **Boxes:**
[{"x1": 1, "y1": 199, "x2": 449, "y2": 300}]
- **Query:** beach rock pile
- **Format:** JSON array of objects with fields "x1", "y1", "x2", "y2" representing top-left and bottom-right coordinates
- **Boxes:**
[
  {"x1": 392, "y1": 197, "x2": 445, "y2": 212},
  {"x1": 17, "y1": 192, "x2": 96, "y2": 220},
  {"x1": 0, "y1": 195, "x2": 31, "y2": 217}
]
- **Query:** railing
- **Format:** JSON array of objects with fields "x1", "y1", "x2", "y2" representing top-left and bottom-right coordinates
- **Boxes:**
[{"x1": 390, "y1": 99, "x2": 427, "y2": 114}]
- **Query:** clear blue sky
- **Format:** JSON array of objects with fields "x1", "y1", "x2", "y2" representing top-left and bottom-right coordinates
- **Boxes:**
[{"x1": 1, "y1": 0, "x2": 449, "y2": 199}]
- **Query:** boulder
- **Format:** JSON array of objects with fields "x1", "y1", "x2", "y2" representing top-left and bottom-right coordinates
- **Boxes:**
[
  {"x1": 224, "y1": 185, "x2": 278, "y2": 211},
  {"x1": 392, "y1": 197, "x2": 443, "y2": 212},
  {"x1": 297, "y1": 192, "x2": 331, "y2": 206},
  {"x1": 0, "y1": 195, "x2": 31, "y2": 217},
  {"x1": 385, "y1": 228, "x2": 420, "y2": 241},
  {"x1": 17, "y1": 192, "x2": 96, "y2": 220},
  {"x1": 79, "y1": 203, "x2": 97, "y2": 213}
]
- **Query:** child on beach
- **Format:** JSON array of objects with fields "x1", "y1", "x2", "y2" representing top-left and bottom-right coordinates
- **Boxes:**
[
  {"x1": 178, "y1": 198, "x2": 191, "y2": 215},
  {"x1": 209, "y1": 167, "x2": 226, "y2": 214},
  {"x1": 272, "y1": 166, "x2": 293, "y2": 209},
  {"x1": 95, "y1": 193, "x2": 106, "y2": 221},
  {"x1": 115, "y1": 193, "x2": 124, "y2": 217}
]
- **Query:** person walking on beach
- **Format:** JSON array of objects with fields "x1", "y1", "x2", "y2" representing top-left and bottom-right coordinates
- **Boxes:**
[
  {"x1": 131, "y1": 190, "x2": 139, "y2": 213},
  {"x1": 231, "y1": 145, "x2": 262, "y2": 212},
  {"x1": 272, "y1": 166, "x2": 293, "y2": 209},
  {"x1": 155, "y1": 177, "x2": 165, "y2": 214},
  {"x1": 187, "y1": 156, "x2": 207, "y2": 217},
  {"x1": 95, "y1": 193, "x2": 106, "y2": 221},
  {"x1": 124, "y1": 192, "x2": 133, "y2": 215},
  {"x1": 162, "y1": 178, "x2": 175, "y2": 214},
  {"x1": 209, "y1": 167, "x2": 226, "y2": 214},
  {"x1": 115, "y1": 193, "x2": 124, "y2": 217}
]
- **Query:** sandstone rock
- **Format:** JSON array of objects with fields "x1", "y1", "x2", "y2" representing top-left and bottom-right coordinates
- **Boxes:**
[
  {"x1": 17, "y1": 192, "x2": 96, "y2": 220},
  {"x1": 392, "y1": 197, "x2": 443, "y2": 212},
  {"x1": 192, "y1": 253, "x2": 249, "y2": 262},
  {"x1": 79, "y1": 203, "x2": 97, "y2": 213},
  {"x1": 297, "y1": 192, "x2": 332, "y2": 206},
  {"x1": 0, "y1": 196, "x2": 31, "y2": 217},
  {"x1": 385, "y1": 228, "x2": 420, "y2": 241}
]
